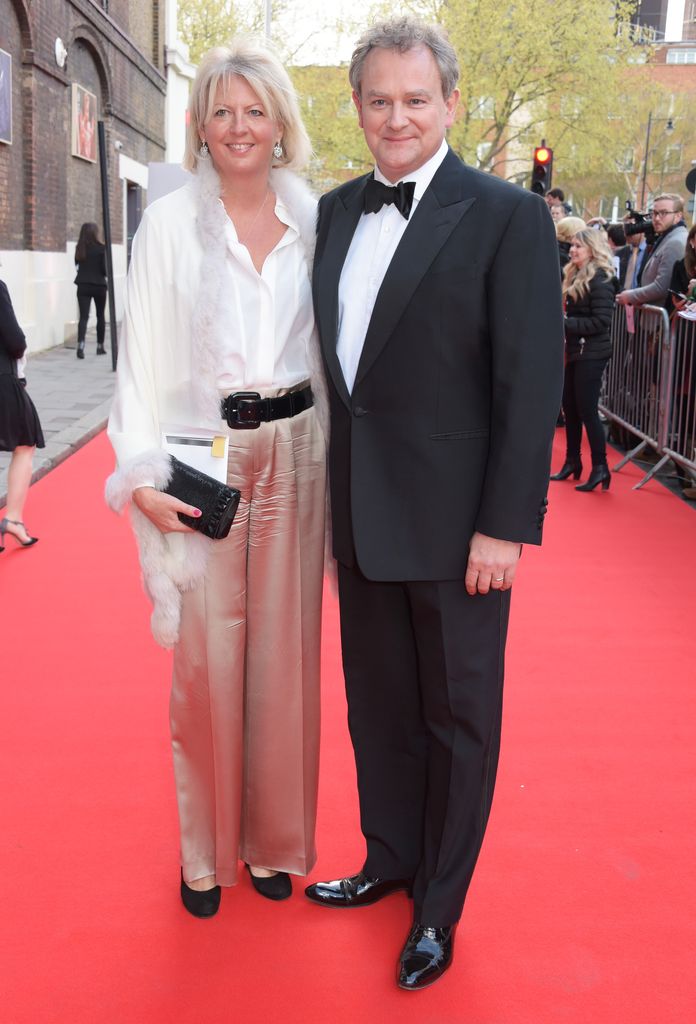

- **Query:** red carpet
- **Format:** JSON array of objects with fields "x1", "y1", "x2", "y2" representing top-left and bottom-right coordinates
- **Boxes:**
[{"x1": 1, "y1": 431, "x2": 695, "y2": 1023}]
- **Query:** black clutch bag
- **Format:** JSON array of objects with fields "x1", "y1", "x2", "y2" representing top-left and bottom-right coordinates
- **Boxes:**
[{"x1": 164, "y1": 456, "x2": 240, "y2": 540}]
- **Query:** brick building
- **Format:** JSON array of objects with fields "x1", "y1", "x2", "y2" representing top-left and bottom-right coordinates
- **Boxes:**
[{"x1": 0, "y1": 0, "x2": 190, "y2": 352}]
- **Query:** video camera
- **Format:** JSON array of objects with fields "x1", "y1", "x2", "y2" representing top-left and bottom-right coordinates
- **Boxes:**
[{"x1": 624, "y1": 203, "x2": 655, "y2": 244}]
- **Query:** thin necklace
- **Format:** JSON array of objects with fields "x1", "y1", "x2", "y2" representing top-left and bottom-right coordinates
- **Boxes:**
[{"x1": 234, "y1": 190, "x2": 271, "y2": 245}]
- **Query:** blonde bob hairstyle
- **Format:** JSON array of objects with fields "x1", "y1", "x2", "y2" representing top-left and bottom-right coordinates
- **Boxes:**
[
  {"x1": 183, "y1": 38, "x2": 312, "y2": 173},
  {"x1": 555, "y1": 216, "x2": 586, "y2": 244},
  {"x1": 562, "y1": 228, "x2": 615, "y2": 302}
]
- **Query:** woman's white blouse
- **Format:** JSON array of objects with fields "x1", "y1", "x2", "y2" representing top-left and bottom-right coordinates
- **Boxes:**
[
  {"x1": 108, "y1": 179, "x2": 318, "y2": 470},
  {"x1": 217, "y1": 196, "x2": 314, "y2": 390}
]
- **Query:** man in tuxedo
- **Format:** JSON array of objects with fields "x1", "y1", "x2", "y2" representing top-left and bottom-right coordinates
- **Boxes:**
[{"x1": 305, "y1": 16, "x2": 563, "y2": 990}]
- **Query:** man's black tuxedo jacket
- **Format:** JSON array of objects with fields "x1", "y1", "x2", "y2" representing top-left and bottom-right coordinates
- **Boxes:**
[{"x1": 313, "y1": 148, "x2": 564, "y2": 581}]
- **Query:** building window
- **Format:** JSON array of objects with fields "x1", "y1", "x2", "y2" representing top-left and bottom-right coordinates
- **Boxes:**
[
  {"x1": 661, "y1": 144, "x2": 683, "y2": 173},
  {"x1": 666, "y1": 49, "x2": 696, "y2": 64}
]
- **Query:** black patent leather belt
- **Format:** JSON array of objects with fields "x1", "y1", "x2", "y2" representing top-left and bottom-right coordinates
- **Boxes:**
[{"x1": 220, "y1": 385, "x2": 313, "y2": 430}]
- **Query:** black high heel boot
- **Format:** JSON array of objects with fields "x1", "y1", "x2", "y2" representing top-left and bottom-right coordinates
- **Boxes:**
[
  {"x1": 575, "y1": 464, "x2": 611, "y2": 492},
  {"x1": 76, "y1": 340, "x2": 85, "y2": 359},
  {"x1": 550, "y1": 458, "x2": 582, "y2": 481}
]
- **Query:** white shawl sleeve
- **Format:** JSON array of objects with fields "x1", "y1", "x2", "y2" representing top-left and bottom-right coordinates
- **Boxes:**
[{"x1": 105, "y1": 208, "x2": 172, "y2": 512}]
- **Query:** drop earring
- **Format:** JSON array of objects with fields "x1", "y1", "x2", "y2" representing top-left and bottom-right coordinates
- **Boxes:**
[
  {"x1": 200, "y1": 140, "x2": 209, "y2": 157},
  {"x1": 273, "y1": 141, "x2": 283, "y2": 160}
]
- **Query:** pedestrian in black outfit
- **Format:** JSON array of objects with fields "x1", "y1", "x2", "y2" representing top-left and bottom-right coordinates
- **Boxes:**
[
  {"x1": 74, "y1": 222, "x2": 107, "y2": 358},
  {"x1": 0, "y1": 278, "x2": 43, "y2": 549},
  {"x1": 551, "y1": 227, "x2": 618, "y2": 492}
]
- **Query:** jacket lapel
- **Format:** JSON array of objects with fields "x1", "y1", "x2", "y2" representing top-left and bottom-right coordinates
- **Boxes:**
[
  {"x1": 354, "y1": 150, "x2": 476, "y2": 388},
  {"x1": 314, "y1": 177, "x2": 368, "y2": 408}
]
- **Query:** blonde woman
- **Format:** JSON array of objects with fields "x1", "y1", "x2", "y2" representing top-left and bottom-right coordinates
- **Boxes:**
[
  {"x1": 551, "y1": 228, "x2": 618, "y2": 491},
  {"x1": 555, "y1": 216, "x2": 586, "y2": 273},
  {"x1": 106, "y1": 39, "x2": 328, "y2": 915}
]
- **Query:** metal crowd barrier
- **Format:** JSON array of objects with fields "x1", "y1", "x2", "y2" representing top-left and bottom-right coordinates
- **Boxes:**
[
  {"x1": 599, "y1": 303, "x2": 692, "y2": 490},
  {"x1": 660, "y1": 312, "x2": 696, "y2": 482}
]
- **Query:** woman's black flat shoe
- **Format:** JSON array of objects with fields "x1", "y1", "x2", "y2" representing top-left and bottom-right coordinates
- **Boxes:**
[
  {"x1": 180, "y1": 871, "x2": 221, "y2": 918},
  {"x1": 245, "y1": 864, "x2": 292, "y2": 901}
]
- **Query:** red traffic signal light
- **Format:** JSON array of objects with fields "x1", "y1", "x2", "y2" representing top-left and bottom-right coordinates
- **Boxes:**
[{"x1": 530, "y1": 145, "x2": 553, "y2": 195}]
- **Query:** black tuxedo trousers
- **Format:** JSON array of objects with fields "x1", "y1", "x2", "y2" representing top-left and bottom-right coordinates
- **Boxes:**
[{"x1": 339, "y1": 563, "x2": 511, "y2": 926}]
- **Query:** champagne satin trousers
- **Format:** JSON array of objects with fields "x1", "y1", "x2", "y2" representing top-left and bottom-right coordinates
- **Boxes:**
[{"x1": 171, "y1": 394, "x2": 326, "y2": 886}]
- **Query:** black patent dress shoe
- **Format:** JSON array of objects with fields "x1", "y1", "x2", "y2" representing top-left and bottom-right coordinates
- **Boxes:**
[
  {"x1": 304, "y1": 871, "x2": 411, "y2": 908},
  {"x1": 180, "y1": 871, "x2": 221, "y2": 918},
  {"x1": 397, "y1": 924, "x2": 455, "y2": 990},
  {"x1": 245, "y1": 864, "x2": 292, "y2": 901}
]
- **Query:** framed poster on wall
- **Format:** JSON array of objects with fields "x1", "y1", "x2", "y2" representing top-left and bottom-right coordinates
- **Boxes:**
[
  {"x1": 0, "y1": 48, "x2": 11, "y2": 146},
  {"x1": 71, "y1": 83, "x2": 97, "y2": 163}
]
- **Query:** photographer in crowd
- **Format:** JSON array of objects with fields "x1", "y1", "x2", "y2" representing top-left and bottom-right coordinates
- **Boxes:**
[{"x1": 616, "y1": 194, "x2": 687, "y2": 308}]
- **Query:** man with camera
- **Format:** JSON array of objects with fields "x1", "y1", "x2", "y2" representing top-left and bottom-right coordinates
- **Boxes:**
[
  {"x1": 620, "y1": 213, "x2": 649, "y2": 291},
  {"x1": 617, "y1": 194, "x2": 688, "y2": 307}
]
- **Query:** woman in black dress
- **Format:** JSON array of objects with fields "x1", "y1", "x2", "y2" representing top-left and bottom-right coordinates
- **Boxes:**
[
  {"x1": 551, "y1": 228, "x2": 618, "y2": 492},
  {"x1": 74, "y1": 222, "x2": 107, "y2": 359},
  {"x1": 0, "y1": 279, "x2": 43, "y2": 548}
]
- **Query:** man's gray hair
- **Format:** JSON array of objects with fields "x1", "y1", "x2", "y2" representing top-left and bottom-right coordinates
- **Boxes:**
[{"x1": 349, "y1": 16, "x2": 459, "y2": 99}]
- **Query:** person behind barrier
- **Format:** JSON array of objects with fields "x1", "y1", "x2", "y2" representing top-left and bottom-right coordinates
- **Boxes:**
[
  {"x1": 549, "y1": 200, "x2": 566, "y2": 224},
  {"x1": 74, "y1": 222, "x2": 107, "y2": 359},
  {"x1": 617, "y1": 194, "x2": 687, "y2": 308},
  {"x1": 552, "y1": 228, "x2": 618, "y2": 492},
  {"x1": 620, "y1": 213, "x2": 648, "y2": 291},
  {"x1": 606, "y1": 223, "x2": 629, "y2": 280},
  {"x1": 556, "y1": 216, "x2": 586, "y2": 272},
  {"x1": 545, "y1": 187, "x2": 564, "y2": 207},
  {"x1": 667, "y1": 223, "x2": 696, "y2": 317},
  {"x1": 105, "y1": 38, "x2": 328, "y2": 918}
]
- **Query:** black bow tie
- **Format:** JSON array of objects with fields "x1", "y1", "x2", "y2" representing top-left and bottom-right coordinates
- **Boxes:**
[{"x1": 363, "y1": 177, "x2": 416, "y2": 219}]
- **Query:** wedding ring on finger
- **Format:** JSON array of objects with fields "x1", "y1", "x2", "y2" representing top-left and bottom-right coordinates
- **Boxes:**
[{"x1": 494, "y1": 576, "x2": 505, "y2": 582}]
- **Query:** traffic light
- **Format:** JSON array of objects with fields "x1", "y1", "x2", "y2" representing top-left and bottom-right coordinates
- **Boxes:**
[{"x1": 531, "y1": 145, "x2": 553, "y2": 195}]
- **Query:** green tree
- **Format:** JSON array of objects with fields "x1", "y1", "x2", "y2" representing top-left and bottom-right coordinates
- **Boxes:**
[
  {"x1": 178, "y1": 0, "x2": 242, "y2": 65},
  {"x1": 370, "y1": 0, "x2": 646, "y2": 192},
  {"x1": 290, "y1": 65, "x2": 371, "y2": 190},
  {"x1": 178, "y1": 1, "x2": 299, "y2": 66}
]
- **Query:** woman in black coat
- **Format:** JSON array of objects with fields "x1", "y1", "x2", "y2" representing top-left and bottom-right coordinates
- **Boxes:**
[
  {"x1": 666, "y1": 222, "x2": 696, "y2": 316},
  {"x1": 74, "y1": 222, "x2": 107, "y2": 359},
  {"x1": 551, "y1": 228, "x2": 618, "y2": 492},
  {"x1": 0, "y1": 279, "x2": 43, "y2": 548}
]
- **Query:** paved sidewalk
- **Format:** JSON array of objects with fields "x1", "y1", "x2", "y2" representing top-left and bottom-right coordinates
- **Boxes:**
[{"x1": 0, "y1": 329, "x2": 116, "y2": 508}]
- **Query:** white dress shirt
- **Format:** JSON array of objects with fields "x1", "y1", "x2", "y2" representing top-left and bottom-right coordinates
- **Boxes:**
[
  {"x1": 337, "y1": 139, "x2": 449, "y2": 393},
  {"x1": 217, "y1": 195, "x2": 314, "y2": 390}
]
